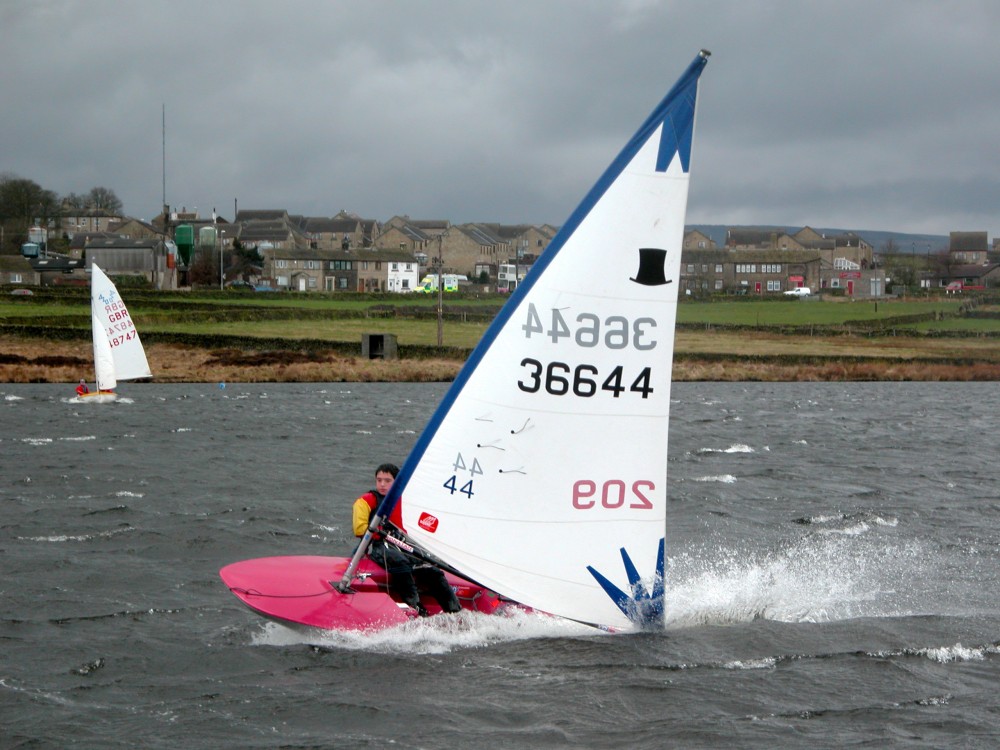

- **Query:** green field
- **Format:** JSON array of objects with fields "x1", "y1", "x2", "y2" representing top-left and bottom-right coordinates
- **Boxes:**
[
  {"x1": 676, "y1": 298, "x2": 964, "y2": 326},
  {"x1": 3, "y1": 289, "x2": 999, "y2": 352}
]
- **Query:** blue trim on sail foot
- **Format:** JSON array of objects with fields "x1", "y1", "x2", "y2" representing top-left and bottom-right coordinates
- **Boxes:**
[{"x1": 587, "y1": 539, "x2": 666, "y2": 628}]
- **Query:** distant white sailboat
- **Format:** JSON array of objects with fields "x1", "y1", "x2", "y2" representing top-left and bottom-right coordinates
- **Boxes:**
[
  {"x1": 77, "y1": 264, "x2": 151, "y2": 403},
  {"x1": 222, "y1": 49, "x2": 711, "y2": 631}
]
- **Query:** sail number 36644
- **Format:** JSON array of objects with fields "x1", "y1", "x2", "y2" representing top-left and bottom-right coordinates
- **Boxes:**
[
  {"x1": 518, "y1": 359, "x2": 653, "y2": 399},
  {"x1": 522, "y1": 303, "x2": 657, "y2": 350}
]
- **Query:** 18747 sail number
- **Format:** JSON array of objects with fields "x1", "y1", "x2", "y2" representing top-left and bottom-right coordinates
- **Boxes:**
[
  {"x1": 522, "y1": 303, "x2": 657, "y2": 351},
  {"x1": 518, "y1": 359, "x2": 653, "y2": 399}
]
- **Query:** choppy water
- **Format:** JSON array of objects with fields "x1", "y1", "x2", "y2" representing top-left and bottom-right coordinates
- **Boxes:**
[{"x1": 3, "y1": 381, "x2": 1000, "y2": 748}]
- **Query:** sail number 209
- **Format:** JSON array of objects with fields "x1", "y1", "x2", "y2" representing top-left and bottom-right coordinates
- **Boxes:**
[{"x1": 573, "y1": 479, "x2": 654, "y2": 510}]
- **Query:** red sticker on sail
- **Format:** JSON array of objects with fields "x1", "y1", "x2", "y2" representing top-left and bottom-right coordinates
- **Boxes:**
[{"x1": 418, "y1": 513, "x2": 439, "y2": 533}]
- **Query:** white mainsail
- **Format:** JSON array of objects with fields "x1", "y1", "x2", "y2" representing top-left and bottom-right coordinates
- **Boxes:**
[
  {"x1": 90, "y1": 264, "x2": 151, "y2": 389},
  {"x1": 384, "y1": 51, "x2": 710, "y2": 629},
  {"x1": 91, "y1": 307, "x2": 117, "y2": 391}
]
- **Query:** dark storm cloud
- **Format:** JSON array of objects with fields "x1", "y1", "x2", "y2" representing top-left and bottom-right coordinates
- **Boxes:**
[{"x1": 2, "y1": 1, "x2": 997, "y2": 237}]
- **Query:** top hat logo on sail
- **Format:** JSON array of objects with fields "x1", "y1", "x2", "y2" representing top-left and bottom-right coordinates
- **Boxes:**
[{"x1": 630, "y1": 248, "x2": 671, "y2": 286}]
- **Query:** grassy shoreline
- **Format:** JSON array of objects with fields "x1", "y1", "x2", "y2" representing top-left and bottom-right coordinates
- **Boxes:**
[
  {"x1": 4, "y1": 291, "x2": 999, "y2": 382},
  {"x1": 4, "y1": 334, "x2": 999, "y2": 384}
]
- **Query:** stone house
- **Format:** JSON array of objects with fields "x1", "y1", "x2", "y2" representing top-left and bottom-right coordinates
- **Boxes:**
[
  {"x1": 333, "y1": 211, "x2": 380, "y2": 247},
  {"x1": 949, "y1": 231, "x2": 988, "y2": 264},
  {"x1": 439, "y1": 223, "x2": 510, "y2": 279},
  {"x1": 107, "y1": 218, "x2": 163, "y2": 241},
  {"x1": 59, "y1": 208, "x2": 125, "y2": 237},
  {"x1": 432, "y1": 223, "x2": 556, "y2": 281},
  {"x1": 374, "y1": 217, "x2": 448, "y2": 255},
  {"x1": 793, "y1": 227, "x2": 873, "y2": 270},
  {"x1": 0, "y1": 255, "x2": 40, "y2": 286},
  {"x1": 298, "y1": 217, "x2": 364, "y2": 250},
  {"x1": 933, "y1": 262, "x2": 1000, "y2": 291},
  {"x1": 683, "y1": 229, "x2": 716, "y2": 250},
  {"x1": 725, "y1": 227, "x2": 784, "y2": 250},
  {"x1": 726, "y1": 226, "x2": 873, "y2": 273},
  {"x1": 481, "y1": 223, "x2": 557, "y2": 264},
  {"x1": 680, "y1": 249, "x2": 822, "y2": 295},
  {"x1": 347, "y1": 249, "x2": 421, "y2": 293},
  {"x1": 262, "y1": 246, "x2": 420, "y2": 292},
  {"x1": 235, "y1": 218, "x2": 307, "y2": 251},
  {"x1": 262, "y1": 247, "x2": 329, "y2": 291}
]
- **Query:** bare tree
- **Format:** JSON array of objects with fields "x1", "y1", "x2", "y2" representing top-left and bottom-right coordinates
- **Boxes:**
[
  {"x1": 87, "y1": 186, "x2": 123, "y2": 214},
  {"x1": 62, "y1": 192, "x2": 89, "y2": 212}
]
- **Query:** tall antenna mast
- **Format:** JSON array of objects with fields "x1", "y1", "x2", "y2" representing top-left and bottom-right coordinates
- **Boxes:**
[{"x1": 162, "y1": 104, "x2": 166, "y2": 208}]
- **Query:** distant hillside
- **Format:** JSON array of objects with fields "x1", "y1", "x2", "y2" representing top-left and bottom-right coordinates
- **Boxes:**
[{"x1": 688, "y1": 225, "x2": 949, "y2": 254}]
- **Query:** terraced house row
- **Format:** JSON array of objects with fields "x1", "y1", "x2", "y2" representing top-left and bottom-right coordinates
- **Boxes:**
[{"x1": 4, "y1": 207, "x2": 997, "y2": 297}]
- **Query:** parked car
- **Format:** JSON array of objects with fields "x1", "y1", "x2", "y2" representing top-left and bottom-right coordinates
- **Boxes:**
[
  {"x1": 9, "y1": 288, "x2": 34, "y2": 296},
  {"x1": 783, "y1": 286, "x2": 811, "y2": 297}
]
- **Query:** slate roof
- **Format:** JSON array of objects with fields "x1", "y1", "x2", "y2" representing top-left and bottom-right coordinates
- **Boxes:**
[
  {"x1": 457, "y1": 223, "x2": 507, "y2": 246},
  {"x1": 950, "y1": 231, "x2": 988, "y2": 252},
  {"x1": 235, "y1": 209, "x2": 289, "y2": 222},
  {"x1": 299, "y1": 217, "x2": 361, "y2": 234}
]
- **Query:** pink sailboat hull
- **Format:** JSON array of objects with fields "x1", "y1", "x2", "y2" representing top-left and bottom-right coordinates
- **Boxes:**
[{"x1": 220, "y1": 555, "x2": 513, "y2": 631}]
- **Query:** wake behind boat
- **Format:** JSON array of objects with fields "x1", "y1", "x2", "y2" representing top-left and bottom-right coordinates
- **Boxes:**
[
  {"x1": 76, "y1": 264, "x2": 151, "y2": 403},
  {"x1": 221, "y1": 50, "x2": 711, "y2": 632}
]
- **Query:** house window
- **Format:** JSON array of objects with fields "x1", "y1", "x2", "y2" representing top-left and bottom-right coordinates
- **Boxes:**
[
  {"x1": 306, "y1": 261, "x2": 318, "y2": 270},
  {"x1": 275, "y1": 260, "x2": 288, "y2": 268},
  {"x1": 338, "y1": 277, "x2": 348, "y2": 289},
  {"x1": 391, "y1": 263, "x2": 399, "y2": 271},
  {"x1": 308, "y1": 276, "x2": 317, "y2": 288},
  {"x1": 714, "y1": 279, "x2": 723, "y2": 290},
  {"x1": 767, "y1": 280, "x2": 781, "y2": 292},
  {"x1": 701, "y1": 264, "x2": 708, "y2": 273},
  {"x1": 715, "y1": 264, "x2": 723, "y2": 273},
  {"x1": 686, "y1": 264, "x2": 695, "y2": 273},
  {"x1": 402, "y1": 279, "x2": 411, "y2": 290}
]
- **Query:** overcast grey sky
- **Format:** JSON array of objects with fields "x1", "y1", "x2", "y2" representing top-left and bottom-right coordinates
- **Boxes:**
[{"x1": 3, "y1": 1, "x2": 997, "y2": 238}]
